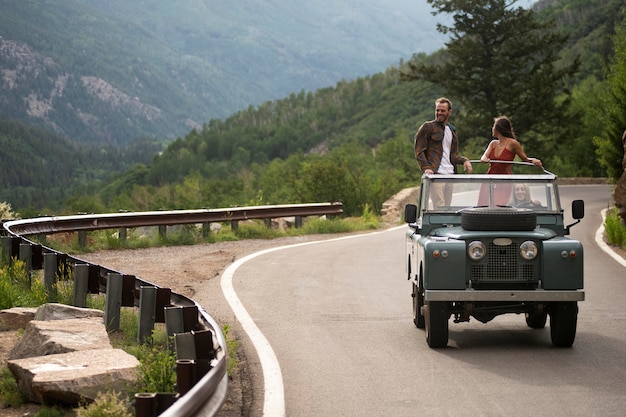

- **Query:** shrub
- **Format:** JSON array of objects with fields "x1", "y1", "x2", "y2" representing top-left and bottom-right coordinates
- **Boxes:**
[
  {"x1": 76, "y1": 391, "x2": 132, "y2": 417},
  {"x1": 133, "y1": 344, "x2": 177, "y2": 394},
  {"x1": 0, "y1": 366, "x2": 23, "y2": 408},
  {"x1": 605, "y1": 207, "x2": 626, "y2": 249}
]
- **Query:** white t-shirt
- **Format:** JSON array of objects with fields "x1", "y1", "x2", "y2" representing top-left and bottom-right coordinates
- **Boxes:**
[{"x1": 437, "y1": 125, "x2": 454, "y2": 174}]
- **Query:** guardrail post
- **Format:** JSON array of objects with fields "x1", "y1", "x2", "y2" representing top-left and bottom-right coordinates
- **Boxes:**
[
  {"x1": 264, "y1": 218, "x2": 271, "y2": 228},
  {"x1": 87, "y1": 264, "x2": 101, "y2": 294},
  {"x1": 73, "y1": 264, "x2": 89, "y2": 308},
  {"x1": 230, "y1": 220, "x2": 238, "y2": 231},
  {"x1": 155, "y1": 393, "x2": 179, "y2": 415},
  {"x1": 158, "y1": 225, "x2": 167, "y2": 239},
  {"x1": 192, "y1": 329, "x2": 215, "y2": 380},
  {"x1": 43, "y1": 252, "x2": 57, "y2": 296},
  {"x1": 78, "y1": 231, "x2": 87, "y2": 247},
  {"x1": 174, "y1": 332, "x2": 196, "y2": 360},
  {"x1": 155, "y1": 288, "x2": 172, "y2": 323},
  {"x1": 164, "y1": 306, "x2": 184, "y2": 350},
  {"x1": 176, "y1": 359, "x2": 195, "y2": 396},
  {"x1": 1, "y1": 236, "x2": 12, "y2": 264},
  {"x1": 119, "y1": 227, "x2": 127, "y2": 243},
  {"x1": 134, "y1": 392, "x2": 156, "y2": 417},
  {"x1": 105, "y1": 273, "x2": 123, "y2": 331},
  {"x1": 182, "y1": 305, "x2": 199, "y2": 332},
  {"x1": 202, "y1": 222, "x2": 210, "y2": 238},
  {"x1": 19, "y1": 243, "x2": 32, "y2": 273},
  {"x1": 295, "y1": 216, "x2": 303, "y2": 228},
  {"x1": 138, "y1": 286, "x2": 157, "y2": 344}
]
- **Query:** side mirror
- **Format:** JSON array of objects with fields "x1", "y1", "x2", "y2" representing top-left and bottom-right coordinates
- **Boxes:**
[
  {"x1": 565, "y1": 200, "x2": 584, "y2": 235},
  {"x1": 572, "y1": 199, "x2": 584, "y2": 219},
  {"x1": 404, "y1": 204, "x2": 417, "y2": 223}
]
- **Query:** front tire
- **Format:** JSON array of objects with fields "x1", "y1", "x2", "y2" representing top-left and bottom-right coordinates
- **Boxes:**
[
  {"x1": 425, "y1": 301, "x2": 449, "y2": 348},
  {"x1": 550, "y1": 302, "x2": 578, "y2": 347}
]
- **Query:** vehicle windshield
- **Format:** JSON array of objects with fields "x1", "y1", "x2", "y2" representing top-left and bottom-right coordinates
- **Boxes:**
[{"x1": 420, "y1": 174, "x2": 561, "y2": 215}]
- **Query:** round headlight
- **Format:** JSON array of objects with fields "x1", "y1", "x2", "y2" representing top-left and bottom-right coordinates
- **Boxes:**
[
  {"x1": 520, "y1": 240, "x2": 538, "y2": 260},
  {"x1": 467, "y1": 241, "x2": 486, "y2": 260}
]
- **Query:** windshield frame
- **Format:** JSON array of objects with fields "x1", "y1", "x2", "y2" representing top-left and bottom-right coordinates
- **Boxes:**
[{"x1": 419, "y1": 173, "x2": 562, "y2": 217}]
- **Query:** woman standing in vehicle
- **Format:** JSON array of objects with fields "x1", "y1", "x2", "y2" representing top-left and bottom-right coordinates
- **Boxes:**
[
  {"x1": 478, "y1": 116, "x2": 542, "y2": 206},
  {"x1": 480, "y1": 116, "x2": 542, "y2": 173}
]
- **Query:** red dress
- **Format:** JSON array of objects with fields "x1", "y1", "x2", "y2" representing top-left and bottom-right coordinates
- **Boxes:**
[
  {"x1": 478, "y1": 147, "x2": 515, "y2": 206},
  {"x1": 487, "y1": 147, "x2": 515, "y2": 174}
]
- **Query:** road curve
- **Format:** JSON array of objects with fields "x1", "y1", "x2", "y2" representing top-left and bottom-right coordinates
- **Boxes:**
[{"x1": 224, "y1": 184, "x2": 626, "y2": 417}]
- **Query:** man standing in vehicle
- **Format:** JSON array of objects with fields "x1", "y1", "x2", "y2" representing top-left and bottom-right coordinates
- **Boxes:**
[{"x1": 414, "y1": 97, "x2": 473, "y2": 207}]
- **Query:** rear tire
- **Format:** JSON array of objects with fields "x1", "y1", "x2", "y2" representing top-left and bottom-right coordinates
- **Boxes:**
[
  {"x1": 412, "y1": 282, "x2": 425, "y2": 329},
  {"x1": 425, "y1": 301, "x2": 449, "y2": 348},
  {"x1": 525, "y1": 312, "x2": 547, "y2": 329},
  {"x1": 550, "y1": 302, "x2": 578, "y2": 347}
]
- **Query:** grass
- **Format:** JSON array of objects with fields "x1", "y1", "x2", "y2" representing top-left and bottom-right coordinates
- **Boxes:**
[
  {"x1": 0, "y1": 366, "x2": 23, "y2": 408},
  {"x1": 35, "y1": 213, "x2": 381, "y2": 254},
  {"x1": 604, "y1": 207, "x2": 626, "y2": 250}
]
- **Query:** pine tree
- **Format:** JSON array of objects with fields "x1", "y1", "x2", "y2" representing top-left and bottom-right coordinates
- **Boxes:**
[{"x1": 402, "y1": 0, "x2": 579, "y2": 150}]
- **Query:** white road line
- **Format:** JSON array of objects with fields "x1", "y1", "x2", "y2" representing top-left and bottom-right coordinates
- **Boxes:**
[{"x1": 220, "y1": 226, "x2": 404, "y2": 417}]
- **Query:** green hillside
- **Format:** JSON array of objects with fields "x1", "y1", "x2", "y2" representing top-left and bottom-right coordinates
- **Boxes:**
[
  {"x1": 1, "y1": 0, "x2": 624, "y2": 217},
  {"x1": 86, "y1": 0, "x2": 624, "y2": 217}
]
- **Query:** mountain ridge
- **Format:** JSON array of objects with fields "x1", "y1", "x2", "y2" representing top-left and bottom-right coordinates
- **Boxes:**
[{"x1": 0, "y1": 0, "x2": 449, "y2": 144}]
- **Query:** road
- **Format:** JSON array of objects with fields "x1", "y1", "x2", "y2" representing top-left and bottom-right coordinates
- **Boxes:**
[{"x1": 225, "y1": 184, "x2": 625, "y2": 417}]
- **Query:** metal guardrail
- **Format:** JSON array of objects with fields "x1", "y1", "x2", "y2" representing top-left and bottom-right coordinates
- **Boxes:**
[{"x1": 1, "y1": 202, "x2": 343, "y2": 416}]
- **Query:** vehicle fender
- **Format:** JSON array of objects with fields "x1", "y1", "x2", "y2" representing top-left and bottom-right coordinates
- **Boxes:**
[
  {"x1": 542, "y1": 238, "x2": 584, "y2": 289},
  {"x1": 422, "y1": 239, "x2": 467, "y2": 290}
]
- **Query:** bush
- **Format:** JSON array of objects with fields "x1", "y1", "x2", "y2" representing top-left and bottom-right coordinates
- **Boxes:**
[
  {"x1": 0, "y1": 261, "x2": 48, "y2": 309},
  {"x1": 0, "y1": 366, "x2": 23, "y2": 408},
  {"x1": 133, "y1": 344, "x2": 177, "y2": 394},
  {"x1": 76, "y1": 391, "x2": 132, "y2": 417},
  {"x1": 605, "y1": 207, "x2": 626, "y2": 249}
]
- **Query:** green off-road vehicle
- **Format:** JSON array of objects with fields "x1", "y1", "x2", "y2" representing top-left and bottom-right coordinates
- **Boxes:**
[{"x1": 404, "y1": 162, "x2": 585, "y2": 348}]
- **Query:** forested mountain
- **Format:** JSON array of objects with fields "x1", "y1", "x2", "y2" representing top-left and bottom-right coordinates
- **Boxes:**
[
  {"x1": 88, "y1": 0, "x2": 624, "y2": 217},
  {"x1": 0, "y1": 119, "x2": 161, "y2": 211},
  {"x1": 0, "y1": 0, "x2": 447, "y2": 145},
  {"x1": 1, "y1": 0, "x2": 624, "y2": 217}
]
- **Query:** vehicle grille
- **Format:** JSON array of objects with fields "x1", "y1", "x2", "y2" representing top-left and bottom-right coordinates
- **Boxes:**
[{"x1": 470, "y1": 241, "x2": 536, "y2": 282}]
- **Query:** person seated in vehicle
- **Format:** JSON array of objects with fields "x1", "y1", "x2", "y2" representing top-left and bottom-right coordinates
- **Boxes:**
[{"x1": 510, "y1": 183, "x2": 542, "y2": 207}]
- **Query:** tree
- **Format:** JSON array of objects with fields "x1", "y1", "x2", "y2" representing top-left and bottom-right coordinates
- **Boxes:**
[
  {"x1": 402, "y1": 0, "x2": 579, "y2": 151},
  {"x1": 594, "y1": 21, "x2": 626, "y2": 180}
]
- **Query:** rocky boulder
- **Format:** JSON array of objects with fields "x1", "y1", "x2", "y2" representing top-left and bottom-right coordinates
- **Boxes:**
[
  {"x1": 5, "y1": 303, "x2": 139, "y2": 405},
  {"x1": 0, "y1": 307, "x2": 37, "y2": 330},
  {"x1": 9, "y1": 317, "x2": 111, "y2": 360},
  {"x1": 8, "y1": 348, "x2": 139, "y2": 404}
]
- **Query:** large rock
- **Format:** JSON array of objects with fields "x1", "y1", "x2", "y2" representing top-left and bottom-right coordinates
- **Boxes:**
[
  {"x1": 6, "y1": 303, "x2": 140, "y2": 405},
  {"x1": 382, "y1": 186, "x2": 420, "y2": 223},
  {"x1": 7, "y1": 348, "x2": 139, "y2": 404},
  {"x1": 33, "y1": 303, "x2": 104, "y2": 321},
  {"x1": 9, "y1": 317, "x2": 111, "y2": 360},
  {"x1": 0, "y1": 307, "x2": 37, "y2": 330}
]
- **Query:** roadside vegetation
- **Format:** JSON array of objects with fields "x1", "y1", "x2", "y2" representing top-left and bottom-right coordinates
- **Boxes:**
[
  {"x1": 35, "y1": 207, "x2": 380, "y2": 255},
  {"x1": 605, "y1": 208, "x2": 626, "y2": 250},
  {"x1": 0, "y1": 259, "x2": 237, "y2": 416}
]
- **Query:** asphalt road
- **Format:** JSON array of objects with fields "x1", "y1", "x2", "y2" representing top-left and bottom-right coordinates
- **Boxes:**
[{"x1": 226, "y1": 184, "x2": 625, "y2": 417}]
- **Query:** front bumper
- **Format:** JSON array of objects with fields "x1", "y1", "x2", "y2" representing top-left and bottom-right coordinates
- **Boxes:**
[{"x1": 425, "y1": 289, "x2": 585, "y2": 302}]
